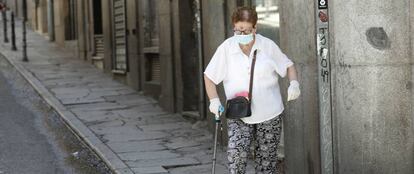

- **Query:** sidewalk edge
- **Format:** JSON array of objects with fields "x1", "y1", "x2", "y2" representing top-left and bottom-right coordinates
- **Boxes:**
[{"x1": 0, "y1": 53, "x2": 134, "y2": 174}]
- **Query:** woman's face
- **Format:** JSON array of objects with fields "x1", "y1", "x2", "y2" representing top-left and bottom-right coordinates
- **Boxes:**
[{"x1": 233, "y1": 21, "x2": 256, "y2": 35}]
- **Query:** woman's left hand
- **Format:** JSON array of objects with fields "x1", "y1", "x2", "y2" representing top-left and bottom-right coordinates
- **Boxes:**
[{"x1": 287, "y1": 80, "x2": 300, "y2": 101}]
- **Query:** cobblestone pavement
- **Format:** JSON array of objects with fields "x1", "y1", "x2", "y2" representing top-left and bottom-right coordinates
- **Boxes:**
[{"x1": 0, "y1": 19, "x2": 257, "y2": 173}]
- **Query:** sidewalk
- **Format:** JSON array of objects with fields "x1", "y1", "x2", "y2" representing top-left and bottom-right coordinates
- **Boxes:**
[{"x1": 0, "y1": 20, "x2": 232, "y2": 174}]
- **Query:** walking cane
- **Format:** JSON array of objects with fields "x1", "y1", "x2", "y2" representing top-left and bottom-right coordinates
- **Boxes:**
[{"x1": 212, "y1": 106, "x2": 225, "y2": 174}]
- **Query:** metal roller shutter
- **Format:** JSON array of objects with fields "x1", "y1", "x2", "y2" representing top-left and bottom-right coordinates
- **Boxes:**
[
  {"x1": 150, "y1": 56, "x2": 160, "y2": 82},
  {"x1": 112, "y1": 0, "x2": 127, "y2": 71}
]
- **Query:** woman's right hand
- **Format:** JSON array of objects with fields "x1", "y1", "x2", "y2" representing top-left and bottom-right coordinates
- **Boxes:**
[{"x1": 209, "y1": 98, "x2": 223, "y2": 116}]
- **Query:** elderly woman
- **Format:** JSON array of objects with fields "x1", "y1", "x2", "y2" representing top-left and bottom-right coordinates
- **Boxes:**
[{"x1": 204, "y1": 6, "x2": 300, "y2": 174}]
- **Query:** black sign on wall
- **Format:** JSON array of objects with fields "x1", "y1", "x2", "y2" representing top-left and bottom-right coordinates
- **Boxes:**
[{"x1": 318, "y1": 0, "x2": 328, "y2": 9}]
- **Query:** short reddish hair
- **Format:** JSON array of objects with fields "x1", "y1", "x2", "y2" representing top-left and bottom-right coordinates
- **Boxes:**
[{"x1": 231, "y1": 7, "x2": 258, "y2": 26}]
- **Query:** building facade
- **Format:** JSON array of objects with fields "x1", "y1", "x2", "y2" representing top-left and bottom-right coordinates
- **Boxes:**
[{"x1": 4, "y1": 0, "x2": 414, "y2": 174}]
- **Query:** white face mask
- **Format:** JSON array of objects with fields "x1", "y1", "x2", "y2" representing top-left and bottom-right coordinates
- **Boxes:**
[{"x1": 234, "y1": 33, "x2": 254, "y2": 45}]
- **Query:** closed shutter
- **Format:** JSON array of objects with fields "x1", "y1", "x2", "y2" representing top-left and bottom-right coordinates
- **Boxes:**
[
  {"x1": 150, "y1": 56, "x2": 160, "y2": 82},
  {"x1": 94, "y1": 35, "x2": 104, "y2": 57},
  {"x1": 112, "y1": 0, "x2": 127, "y2": 71}
]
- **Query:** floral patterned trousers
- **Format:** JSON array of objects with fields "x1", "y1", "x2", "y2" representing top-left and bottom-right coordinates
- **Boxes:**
[{"x1": 227, "y1": 115, "x2": 283, "y2": 174}]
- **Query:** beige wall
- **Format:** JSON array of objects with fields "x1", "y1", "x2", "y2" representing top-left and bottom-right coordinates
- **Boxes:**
[
  {"x1": 37, "y1": 0, "x2": 48, "y2": 33},
  {"x1": 278, "y1": 0, "x2": 320, "y2": 173},
  {"x1": 17, "y1": 0, "x2": 23, "y2": 18},
  {"x1": 53, "y1": 0, "x2": 67, "y2": 46},
  {"x1": 14, "y1": 0, "x2": 69, "y2": 46},
  {"x1": 201, "y1": 0, "x2": 228, "y2": 128},
  {"x1": 5, "y1": 0, "x2": 23, "y2": 18},
  {"x1": 5, "y1": 0, "x2": 17, "y2": 16},
  {"x1": 5, "y1": 0, "x2": 46, "y2": 34},
  {"x1": 27, "y1": 0, "x2": 35, "y2": 28},
  {"x1": 330, "y1": 0, "x2": 414, "y2": 173},
  {"x1": 102, "y1": 0, "x2": 112, "y2": 72},
  {"x1": 76, "y1": 0, "x2": 88, "y2": 60}
]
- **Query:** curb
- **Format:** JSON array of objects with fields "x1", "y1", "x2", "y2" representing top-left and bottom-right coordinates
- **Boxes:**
[{"x1": 0, "y1": 53, "x2": 134, "y2": 174}]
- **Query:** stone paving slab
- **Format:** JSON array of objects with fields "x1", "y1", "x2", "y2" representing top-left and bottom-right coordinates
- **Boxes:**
[
  {"x1": 108, "y1": 140, "x2": 167, "y2": 153},
  {"x1": 0, "y1": 19, "x2": 237, "y2": 173},
  {"x1": 102, "y1": 131, "x2": 171, "y2": 143},
  {"x1": 131, "y1": 166, "x2": 169, "y2": 174},
  {"x1": 61, "y1": 97, "x2": 106, "y2": 105},
  {"x1": 118, "y1": 150, "x2": 182, "y2": 161},
  {"x1": 125, "y1": 157, "x2": 201, "y2": 168}
]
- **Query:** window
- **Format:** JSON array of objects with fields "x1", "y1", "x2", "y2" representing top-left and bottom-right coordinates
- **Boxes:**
[
  {"x1": 142, "y1": 0, "x2": 160, "y2": 83},
  {"x1": 143, "y1": 0, "x2": 159, "y2": 48}
]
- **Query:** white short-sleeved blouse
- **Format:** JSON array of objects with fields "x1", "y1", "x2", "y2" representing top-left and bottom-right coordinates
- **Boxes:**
[{"x1": 204, "y1": 34, "x2": 294, "y2": 124}]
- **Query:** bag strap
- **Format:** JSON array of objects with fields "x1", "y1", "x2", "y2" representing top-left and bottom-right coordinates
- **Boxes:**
[{"x1": 248, "y1": 50, "x2": 257, "y2": 101}]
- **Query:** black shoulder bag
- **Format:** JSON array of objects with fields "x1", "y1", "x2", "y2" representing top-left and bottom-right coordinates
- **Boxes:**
[{"x1": 225, "y1": 50, "x2": 257, "y2": 119}]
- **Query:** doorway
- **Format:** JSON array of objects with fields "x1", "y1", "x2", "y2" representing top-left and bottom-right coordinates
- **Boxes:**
[
  {"x1": 65, "y1": 0, "x2": 77, "y2": 40},
  {"x1": 92, "y1": 0, "x2": 104, "y2": 65}
]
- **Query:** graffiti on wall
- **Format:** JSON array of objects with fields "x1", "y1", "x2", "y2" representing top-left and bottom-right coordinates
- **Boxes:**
[{"x1": 316, "y1": 0, "x2": 333, "y2": 174}]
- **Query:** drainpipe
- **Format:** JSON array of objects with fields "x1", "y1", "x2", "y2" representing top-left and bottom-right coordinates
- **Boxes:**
[
  {"x1": 35, "y1": 0, "x2": 39, "y2": 31},
  {"x1": 195, "y1": 0, "x2": 205, "y2": 119},
  {"x1": 47, "y1": 0, "x2": 54, "y2": 41},
  {"x1": 82, "y1": 0, "x2": 88, "y2": 60},
  {"x1": 223, "y1": 0, "x2": 228, "y2": 38},
  {"x1": 315, "y1": 0, "x2": 334, "y2": 174}
]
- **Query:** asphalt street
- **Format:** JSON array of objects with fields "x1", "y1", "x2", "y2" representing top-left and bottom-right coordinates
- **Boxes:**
[{"x1": 0, "y1": 69, "x2": 71, "y2": 174}]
